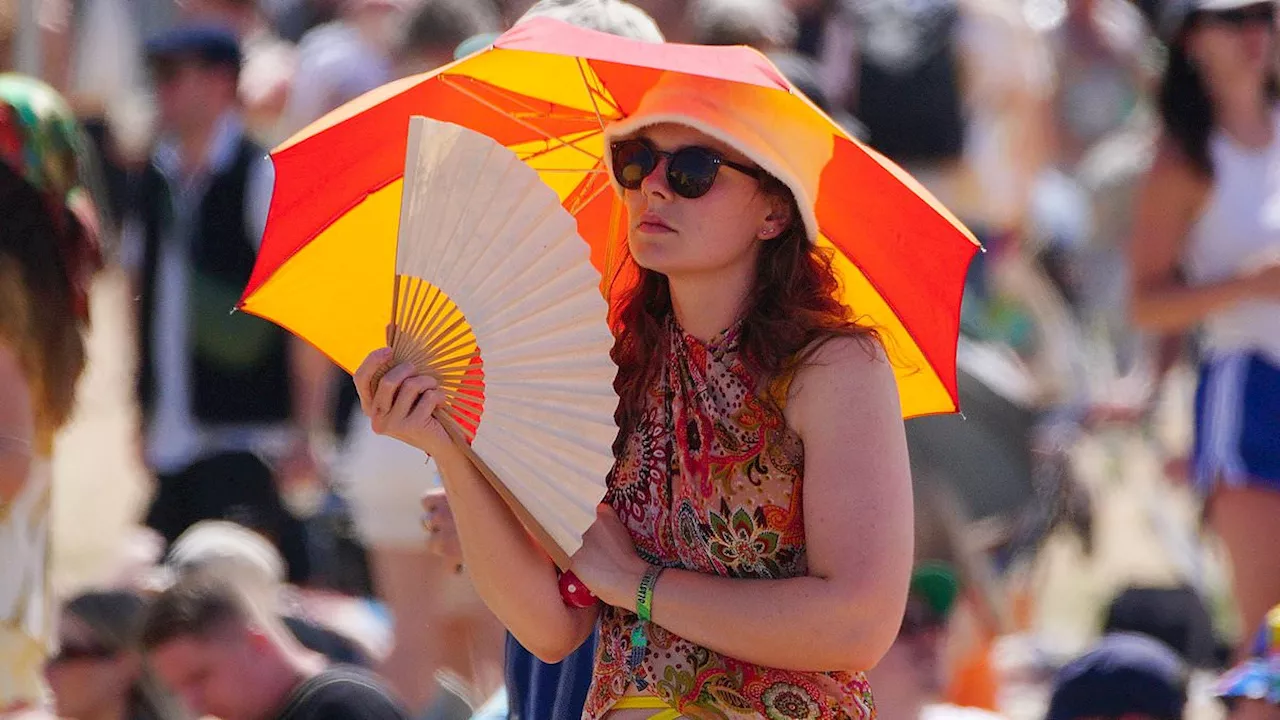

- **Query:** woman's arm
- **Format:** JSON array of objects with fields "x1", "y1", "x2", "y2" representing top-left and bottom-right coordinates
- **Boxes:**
[
  {"x1": 354, "y1": 352, "x2": 598, "y2": 663},
  {"x1": 432, "y1": 448, "x2": 599, "y2": 663},
  {"x1": 1129, "y1": 137, "x2": 1275, "y2": 332},
  {"x1": 0, "y1": 342, "x2": 35, "y2": 504},
  {"x1": 572, "y1": 337, "x2": 913, "y2": 673}
]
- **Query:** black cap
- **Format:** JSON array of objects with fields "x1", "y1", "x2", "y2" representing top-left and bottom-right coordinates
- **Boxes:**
[
  {"x1": 1046, "y1": 633, "x2": 1189, "y2": 720},
  {"x1": 1104, "y1": 584, "x2": 1221, "y2": 669},
  {"x1": 146, "y1": 25, "x2": 242, "y2": 69}
]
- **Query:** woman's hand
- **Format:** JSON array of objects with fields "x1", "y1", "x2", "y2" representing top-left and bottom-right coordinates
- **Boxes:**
[
  {"x1": 569, "y1": 504, "x2": 648, "y2": 610},
  {"x1": 353, "y1": 348, "x2": 459, "y2": 462}
]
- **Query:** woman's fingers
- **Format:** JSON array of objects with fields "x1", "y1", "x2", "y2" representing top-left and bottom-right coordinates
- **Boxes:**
[
  {"x1": 371, "y1": 362, "x2": 416, "y2": 417},
  {"x1": 408, "y1": 388, "x2": 446, "y2": 426},
  {"x1": 353, "y1": 348, "x2": 393, "y2": 416},
  {"x1": 389, "y1": 375, "x2": 435, "y2": 422}
]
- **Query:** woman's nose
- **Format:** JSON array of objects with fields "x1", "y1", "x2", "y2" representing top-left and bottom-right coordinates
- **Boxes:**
[{"x1": 638, "y1": 155, "x2": 672, "y2": 198}]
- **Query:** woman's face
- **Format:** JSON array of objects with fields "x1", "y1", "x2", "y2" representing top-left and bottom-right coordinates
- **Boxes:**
[
  {"x1": 43, "y1": 614, "x2": 136, "y2": 719},
  {"x1": 618, "y1": 123, "x2": 788, "y2": 281},
  {"x1": 1187, "y1": 4, "x2": 1276, "y2": 91}
]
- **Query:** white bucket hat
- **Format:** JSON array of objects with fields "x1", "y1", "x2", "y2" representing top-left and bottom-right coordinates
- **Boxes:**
[{"x1": 602, "y1": 71, "x2": 837, "y2": 245}]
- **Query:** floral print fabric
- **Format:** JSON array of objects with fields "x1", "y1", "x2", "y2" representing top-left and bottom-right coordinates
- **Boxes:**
[{"x1": 583, "y1": 317, "x2": 875, "y2": 720}]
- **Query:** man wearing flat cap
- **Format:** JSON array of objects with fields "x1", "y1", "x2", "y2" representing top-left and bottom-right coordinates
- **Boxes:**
[{"x1": 127, "y1": 23, "x2": 319, "y2": 586}]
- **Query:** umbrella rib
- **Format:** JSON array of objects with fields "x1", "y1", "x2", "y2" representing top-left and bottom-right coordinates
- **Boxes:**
[
  {"x1": 447, "y1": 75, "x2": 563, "y2": 117},
  {"x1": 444, "y1": 74, "x2": 616, "y2": 121},
  {"x1": 565, "y1": 170, "x2": 611, "y2": 216},
  {"x1": 438, "y1": 75, "x2": 602, "y2": 164},
  {"x1": 507, "y1": 109, "x2": 608, "y2": 122},
  {"x1": 576, "y1": 57, "x2": 612, "y2": 134},
  {"x1": 575, "y1": 57, "x2": 622, "y2": 117},
  {"x1": 517, "y1": 129, "x2": 604, "y2": 165}
]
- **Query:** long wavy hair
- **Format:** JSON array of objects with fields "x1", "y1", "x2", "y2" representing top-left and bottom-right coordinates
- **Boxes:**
[
  {"x1": 1159, "y1": 13, "x2": 1280, "y2": 177},
  {"x1": 608, "y1": 175, "x2": 879, "y2": 453},
  {"x1": 0, "y1": 162, "x2": 94, "y2": 449}
]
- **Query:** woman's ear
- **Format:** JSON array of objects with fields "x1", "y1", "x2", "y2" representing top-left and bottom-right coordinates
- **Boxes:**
[{"x1": 758, "y1": 194, "x2": 796, "y2": 241}]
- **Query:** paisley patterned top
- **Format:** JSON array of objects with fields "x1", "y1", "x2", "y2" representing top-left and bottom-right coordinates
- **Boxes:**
[{"x1": 582, "y1": 317, "x2": 875, "y2": 720}]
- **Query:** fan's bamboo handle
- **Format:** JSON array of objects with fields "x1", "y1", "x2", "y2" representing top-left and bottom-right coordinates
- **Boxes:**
[{"x1": 434, "y1": 411, "x2": 574, "y2": 571}]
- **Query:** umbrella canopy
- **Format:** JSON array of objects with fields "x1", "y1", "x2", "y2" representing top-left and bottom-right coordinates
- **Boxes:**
[{"x1": 239, "y1": 17, "x2": 980, "y2": 418}]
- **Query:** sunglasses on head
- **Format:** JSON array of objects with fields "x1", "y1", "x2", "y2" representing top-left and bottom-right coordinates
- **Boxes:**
[
  {"x1": 47, "y1": 643, "x2": 117, "y2": 665},
  {"x1": 1196, "y1": 3, "x2": 1275, "y2": 27},
  {"x1": 610, "y1": 138, "x2": 764, "y2": 199}
]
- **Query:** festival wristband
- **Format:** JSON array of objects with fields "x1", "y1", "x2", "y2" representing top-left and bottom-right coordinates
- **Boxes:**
[{"x1": 636, "y1": 565, "x2": 664, "y2": 623}]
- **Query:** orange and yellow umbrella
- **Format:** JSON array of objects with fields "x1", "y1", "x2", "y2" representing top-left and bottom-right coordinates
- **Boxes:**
[{"x1": 239, "y1": 17, "x2": 980, "y2": 419}]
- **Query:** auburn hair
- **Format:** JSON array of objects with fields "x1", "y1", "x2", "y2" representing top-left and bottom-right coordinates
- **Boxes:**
[{"x1": 607, "y1": 176, "x2": 879, "y2": 455}]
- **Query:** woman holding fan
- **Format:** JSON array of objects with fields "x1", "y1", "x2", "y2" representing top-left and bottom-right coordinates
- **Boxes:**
[{"x1": 354, "y1": 67, "x2": 915, "y2": 719}]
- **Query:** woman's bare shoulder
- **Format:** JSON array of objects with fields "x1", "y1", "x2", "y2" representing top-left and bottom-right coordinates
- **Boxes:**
[{"x1": 785, "y1": 333, "x2": 899, "y2": 434}]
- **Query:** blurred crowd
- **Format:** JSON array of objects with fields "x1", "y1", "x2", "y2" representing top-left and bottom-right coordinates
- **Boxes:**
[{"x1": 3, "y1": 0, "x2": 1280, "y2": 719}]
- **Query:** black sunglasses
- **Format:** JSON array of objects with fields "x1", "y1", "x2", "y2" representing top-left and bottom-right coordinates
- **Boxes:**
[
  {"x1": 610, "y1": 138, "x2": 763, "y2": 199},
  {"x1": 47, "y1": 643, "x2": 117, "y2": 665},
  {"x1": 1195, "y1": 3, "x2": 1275, "y2": 27}
]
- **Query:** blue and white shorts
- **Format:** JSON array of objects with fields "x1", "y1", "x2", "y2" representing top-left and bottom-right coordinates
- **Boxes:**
[{"x1": 1193, "y1": 353, "x2": 1280, "y2": 496}]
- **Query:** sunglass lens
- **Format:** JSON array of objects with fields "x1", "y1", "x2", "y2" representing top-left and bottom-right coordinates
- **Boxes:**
[
  {"x1": 613, "y1": 141, "x2": 655, "y2": 190},
  {"x1": 667, "y1": 148, "x2": 720, "y2": 199}
]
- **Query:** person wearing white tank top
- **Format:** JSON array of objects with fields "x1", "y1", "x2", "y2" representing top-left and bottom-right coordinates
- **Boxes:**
[{"x1": 1130, "y1": 0, "x2": 1280, "y2": 668}]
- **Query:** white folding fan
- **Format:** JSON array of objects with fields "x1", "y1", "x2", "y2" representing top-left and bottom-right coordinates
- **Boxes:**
[{"x1": 385, "y1": 116, "x2": 617, "y2": 567}]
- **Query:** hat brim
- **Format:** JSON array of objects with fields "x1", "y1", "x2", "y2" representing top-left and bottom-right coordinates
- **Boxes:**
[{"x1": 603, "y1": 103, "x2": 822, "y2": 245}]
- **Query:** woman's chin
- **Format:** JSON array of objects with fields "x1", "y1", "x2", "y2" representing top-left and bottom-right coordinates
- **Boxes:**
[{"x1": 628, "y1": 239, "x2": 684, "y2": 274}]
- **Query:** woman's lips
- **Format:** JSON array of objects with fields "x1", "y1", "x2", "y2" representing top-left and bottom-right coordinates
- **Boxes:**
[{"x1": 637, "y1": 213, "x2": 674, "y2": 233}]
